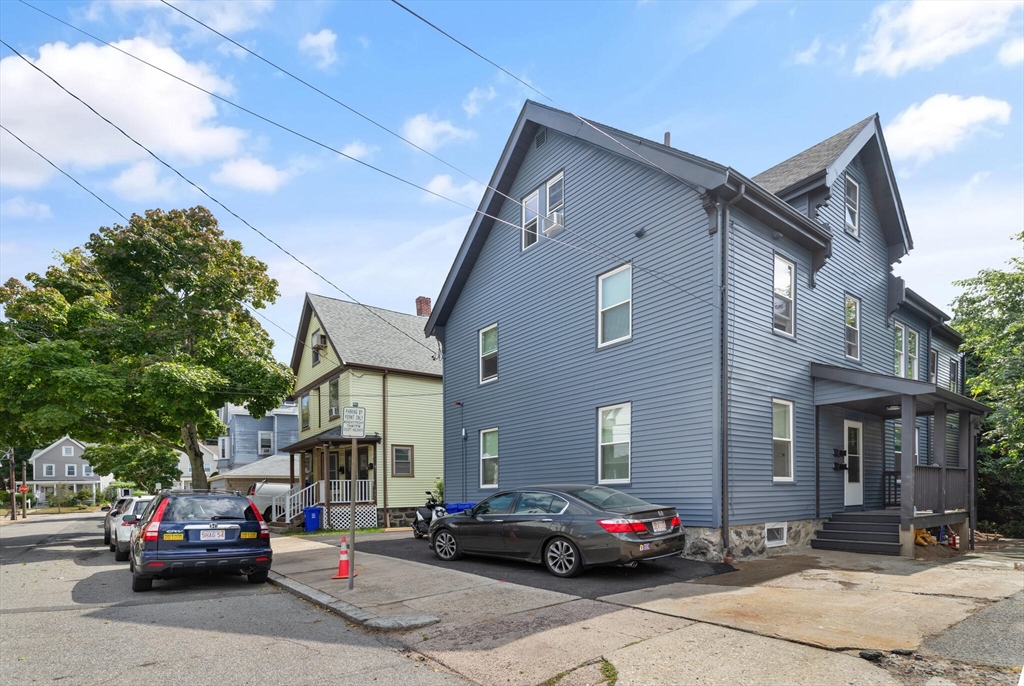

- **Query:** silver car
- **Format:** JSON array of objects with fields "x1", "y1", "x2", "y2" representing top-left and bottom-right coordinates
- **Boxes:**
[{"x1": 111, "y1": 496, "x2": 155, "y2": 561}]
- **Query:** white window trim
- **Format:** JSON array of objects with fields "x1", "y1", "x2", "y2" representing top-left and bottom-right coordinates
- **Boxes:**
[
  {"x1": 65, "y1": 464, "x2": 76, "y2": 477},
  {"x1": 258, "y1": 430, "x2": 274, "y2": 455},
  {"x1": 765, "y1": 522, "x2": 788, "y2": 548},
  {"x1": 845, "y1": 294, "x2": 860, "y2": 361},
  {"x1": 479, "y1": 323, "x2": 498, "y2": 384},
  {"x1": 43, "y1": 464, "x2": 55, "y2": 477},
  {"x1": 948, "y1": 358, "x2": 959, "y2": 393},
  {"x1": 521, "y1": 190, "x2": 539, "y2": 251},
  {"x1": 62, "y1": 446, "x2": 74, "y2": 457},
  {"x1": 480, "y1": 428, "x2": 499, "y2": 489},
  {"x1": 83, "y1": 465, "x2": 93, "y2": 476},
  {"x1": 845, "y1": 175, "x2": 860, "y2": 236},
  {"x1": 311, "y1": 329, "x2": 322, "y2": 365},
  {"x1": 328, "y1": 378, "x2": 340, "y2": 418},
  {"x1": 545, "y1": 172, "x2": 564, "y2": 229},
  {"x1": 597, "y1": 402, "x2": 632, "y2": 485},
  {"x1": 907, "y1": 330, "x2": 919, "y2": 380},
  {"x1": 597, "y1": 264, "x2": 632, "y2": 348},
  {"x1": 773, "y1": 254, "x2": 796, "y2": 337},
  {"x1": 894, "y1": 322, "x2": 906, "y2": 378},
  {"x1": 929, "y1": 349, "x2": 938, "y2": 383},
  {"x1": 772, "y1": 398, "x2": 795, "y2": 483}
]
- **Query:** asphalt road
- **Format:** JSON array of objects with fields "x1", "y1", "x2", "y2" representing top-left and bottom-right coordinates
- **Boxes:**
[
  {"x1": 0, "y1": 513, "x2": 471, "y2": 686},
  {"x1": 309, "y1": 531, "x2": 735, "y2": 599}
]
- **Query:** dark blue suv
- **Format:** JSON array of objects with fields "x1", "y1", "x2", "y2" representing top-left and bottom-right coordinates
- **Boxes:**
[{"x1": 128, "y1": 490, "x2": 272, "y2": 592}]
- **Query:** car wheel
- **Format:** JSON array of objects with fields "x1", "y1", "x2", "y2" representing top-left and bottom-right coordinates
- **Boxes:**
[
  {"x1": 433, "y1": 530, "x2": 461, "y2": 561},
  {"x1": 131, "y1": 570, "x2": 153, "y2": 593},
  {"x1": 103, "y1": 530, "x2": 110, "y2": 545},
  {"x1": 114, "y1": 546, "x2": 129, "y2": 562},
  {"x1": 263, "y1": 507, "x2": 273, "y2": 522},
  {"x1": 109, "y1": 542, "x2": 116, "y2": 552},
  {"x1": 247, "y1": 569, "x2": 269, "y2": 584},
  {"x1": 543, "y1": 537, "x2": 582, "y2": 578}
]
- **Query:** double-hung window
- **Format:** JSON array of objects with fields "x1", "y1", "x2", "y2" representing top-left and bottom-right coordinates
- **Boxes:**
[
  {"x1": 328, "y1": 378, "x2": 340, "y2": 418},
  {"x1": 300, "y1": 394, "x2": 310, "y2": 429},
  {"x1": 845, "y1": 175, "x2": 860, "y2": 236},
  {"x1": 65, "y1": 464, "x2": 76, "y2": 477},
  {"x1": 83, "y1": 465, "x2": 93, "y2": 477},
  {"x1": 311, "y1": 329, "x2": 322, "y2": 365},
  {"x1": 772, "y1": 399, "x2": 793, "y2": 481},
  {"x1": 893, "y1": 323, "x2": 906, "y2": 377},
  {"x1": 598, "y1": 265, "x2": 631, "y2": 346},
  {"x1": 929, "y1": 349, "x2": 938, "y2": 383},
  {"x1": 43, "y1": 464, "x2": 54, "y2": 477},
  {"x1": 773, "y1": 255, "x2": 795, "y2": 336},
  {"x1": 948, "y1": 358, "x2": 959, "y2": 393},
  {"x1": 522, "y1": 191, "x2": 539, "y2": 249},
  {"x1": 479, "y1": 324, "x2": 498, "y2": 383},
  {"x1": 599, "y1": 403, "x2": 631, "y2": 483},
  {"x1": 392, "y1": 446, "x2": 413, "y2": 477},
  {"x1": 906, "y1": 330, "x2": 918, "y2": 380},
  {"x1": 545, "y1": 172, "x2": 564, "y2": 232},
  {"x1": 845, "y1": 295, "x2": 860, "y2": 360},
  {"x1": 258, "y1": 431, "x2": 273, "y2": 455},
  {"x1": 63, "y1": 446, "x2": 74, "y2": 457},
  {"x1": 480, "y1": 429, "x2": 498, "y2": 488}
]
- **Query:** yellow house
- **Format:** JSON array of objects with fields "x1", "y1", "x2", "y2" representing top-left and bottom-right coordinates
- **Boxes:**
[{"x1": 277, "y1": 293, "x2": 443, "y2": 529}]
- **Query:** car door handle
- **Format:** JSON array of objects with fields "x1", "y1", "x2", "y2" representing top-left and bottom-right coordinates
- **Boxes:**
[
  {"x1": 492, "y1": 519, "x2": 504, "y2": 523},
  {"x1": 541, "y1": 518, "x2": 553, "y2": 522}
]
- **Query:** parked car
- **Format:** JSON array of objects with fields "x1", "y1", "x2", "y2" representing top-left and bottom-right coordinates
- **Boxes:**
[
  {"x1": 103, "y1": 497, "x2": 131, "y2": 545},
  {"x1": 246, "y1": 481, "x2": 291, "y2": 521},
  {"x1": 110, "y1": 496, "x2": 155, "y2": 561},
  {"x1": 428, "y1": 485, "x2": 685, "y2": 578},
  {"x1": 128, "y1": 490, "x2": 272, "y2": 592}
]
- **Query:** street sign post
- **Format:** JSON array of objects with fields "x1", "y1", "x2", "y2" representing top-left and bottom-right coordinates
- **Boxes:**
[
  {"x1": 342, "y1": 404, "x2": 365, "y2": 590},
  {"x1": 18, "y1": 485, "x2": 28, "y2": 494}
]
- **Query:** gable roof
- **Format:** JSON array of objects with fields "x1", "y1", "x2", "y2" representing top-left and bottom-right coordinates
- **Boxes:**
[
  {"x1": 209, "y1": 454, "x2": 293, "y2": 480},
  {"x1": 425, "y1": 100, "x2": 833, "y2": 338},
  {"x1": 753, "y1": 114, "x2": 913, "y2": 263},
  {"x1": 29, "y1": 436, "x2": 90, "y2": 463},
  {"x1": 289, "y1": 293, "x2": 441, "y2": 377}
]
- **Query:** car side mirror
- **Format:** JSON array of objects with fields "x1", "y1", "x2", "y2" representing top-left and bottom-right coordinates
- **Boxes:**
[
  {"x1": 101, "y1": 506, "x2": 111, "y2": 512},
  {"x1": 123, "y1": 514, "x2": 139, "y2": 524}
]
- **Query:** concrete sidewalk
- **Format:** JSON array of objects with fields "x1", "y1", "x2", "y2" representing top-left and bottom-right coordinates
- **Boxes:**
[{"x1": 268, "y1": 534, "x2": 1023, "y2": 686}]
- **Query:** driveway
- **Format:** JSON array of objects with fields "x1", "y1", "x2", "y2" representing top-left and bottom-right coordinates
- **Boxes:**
[{"x1": 308, "y1": 531, "x2": 734, "y2": 599}]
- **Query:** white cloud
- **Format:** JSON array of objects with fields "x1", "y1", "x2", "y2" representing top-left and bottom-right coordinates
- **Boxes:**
[
  {"x1": 0, "y1": 196, "x2": 51, "y2": 220},
  {"x1": 423, "y1": 175, "x2": 484, "y2": 205},
  {"x1": 88, "y1": 1, "x2": 275, "y2": 35},
  {"x1": 210, "y1": 157, "x2": 295, "y2": 192},
  {"x1": 401, "y1": 114, "x2": 474, "y2": 152},
  {"x1": 462, "y1": 86, "x2": 496, "y2": 117},
  {"x1": 886, "y1": 94, "x2": 1012, "y2": 167},
  {"x1": 357, "y1": 36, "x2": 371, "y2": 50},
  {"x1": 998, "y1": 37, "x2": 1024, "y2": 65},
  {"x1": 298, "y1": 29, "x2": 338, "y2": 70},
  {"x1": 855, "y1": 0, "x2": 1023, "y2": 77},
  {"x1": 110, "y1": 160, "x2": 180, "y2": 201},
  {"x1": 791, "y1": 38, "x2": 822, "y2": 65},
  {"x1": 340, "y1": 140, "x2": 378, "y2": 161},
  {"x1": 682, "y1": 1, "x2": 758, "y2": 52},
  {"x1": 0, "y1": 39, "x2": 244, "y2": 189}
]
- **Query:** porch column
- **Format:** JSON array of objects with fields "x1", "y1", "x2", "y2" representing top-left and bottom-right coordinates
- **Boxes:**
[
  {"x1": 900, "y1": 394, "x2": 916, "y2": 555},
  {"x1": 321, "y1": 446, "x2": 330, "y2": 529},
  {"x1": 934, "y1": 402, "x2": 947, "y2": 512},
  {"x1": 966, "y1": 413, "x2": 977, "y2": 549},
  {"x1": 289, "y1": 452, "x2": 295, "y2": 490}
]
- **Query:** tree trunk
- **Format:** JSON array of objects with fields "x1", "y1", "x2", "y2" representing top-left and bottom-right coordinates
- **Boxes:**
[{"x1": 181, "y1": 422, "x2": 208, "y2": 490}]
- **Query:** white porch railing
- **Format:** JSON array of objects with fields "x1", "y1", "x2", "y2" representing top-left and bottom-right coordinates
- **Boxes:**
[
  {"x1": 273, "y1": 482, "x2": 321, "y2": 522},
  {"x1": 329, "y1": 479, "x2": 374, "y2": 503}
]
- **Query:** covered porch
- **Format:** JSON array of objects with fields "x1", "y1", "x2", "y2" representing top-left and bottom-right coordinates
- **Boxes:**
[{"x1": 812, "y1": 364, "x2": 989, "y2": 556}]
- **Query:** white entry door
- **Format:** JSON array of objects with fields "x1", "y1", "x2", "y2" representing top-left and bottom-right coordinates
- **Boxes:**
[{"x1": 844, "y1": 420, "x2": 863, "y2": 507}]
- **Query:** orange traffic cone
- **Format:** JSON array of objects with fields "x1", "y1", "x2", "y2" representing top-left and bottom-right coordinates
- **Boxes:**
[{"x1": 332, "y1": 536, "x2": 356, "y2": 579}]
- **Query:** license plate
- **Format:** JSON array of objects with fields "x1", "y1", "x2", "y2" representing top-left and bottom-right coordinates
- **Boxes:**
[
  {"x1": 652, "y1": 520, "x2": 667, "y2": 533},
  {"x1": 163, "y1": 533, "x2": 183, "y2": 541},
  {"x1": 200, "y1": 530, "x2": 226, "y2": 541},
  {"x1": 240, "y1": 531, "x2": 257, "y2": 539}
]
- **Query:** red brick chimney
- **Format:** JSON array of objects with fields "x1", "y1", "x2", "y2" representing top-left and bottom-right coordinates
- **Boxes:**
[{"x1": 415, "y1": 296, "x2": 432, "y2": 317}]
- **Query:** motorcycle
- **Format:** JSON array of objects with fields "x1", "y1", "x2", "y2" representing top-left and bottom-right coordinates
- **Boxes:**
[{"x1": 412, "y1": 491, "x2": 447, "y2": 539}]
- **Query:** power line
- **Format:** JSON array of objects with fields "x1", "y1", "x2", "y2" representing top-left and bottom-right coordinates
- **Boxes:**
[{"x1": 0, "y1": 38, "x2": 440, "y2": 357}]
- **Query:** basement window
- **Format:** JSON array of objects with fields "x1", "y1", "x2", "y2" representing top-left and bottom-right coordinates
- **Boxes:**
[{"x1": 765, "y1": 522, "x2": 787, "y2": 548}]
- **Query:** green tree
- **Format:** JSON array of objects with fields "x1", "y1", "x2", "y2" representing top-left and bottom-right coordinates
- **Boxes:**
[
  {"x1": 84, "y1": 441, "x2": 181, "y2": 495},
  {"x1": 0, "y1": 207, "x2": 294, "y2": 488},
  {"x1": 49, "y1": 482, "x2": 76, "y2": 513}
]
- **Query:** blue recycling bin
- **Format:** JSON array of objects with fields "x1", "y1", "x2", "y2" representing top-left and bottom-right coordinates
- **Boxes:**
[
  {"x1": 303, "y1": 506, "x2": 322, "y2": 532},
  {"x1": 445, "y1": 502, "x2": 476, "y2": 515}
]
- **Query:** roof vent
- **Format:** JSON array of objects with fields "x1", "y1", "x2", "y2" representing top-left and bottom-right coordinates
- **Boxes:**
[{"x1": 535, "y1": 128, "x2": 547, "y2": 148}]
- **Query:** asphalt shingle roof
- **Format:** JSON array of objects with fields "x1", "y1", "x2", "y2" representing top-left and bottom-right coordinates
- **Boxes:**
[
  {"x1": 752, "y1": 115, "x2": 875, "y2": 195},
  {"x1": 308, "y1": 294, "x2": 442, "y2": 376},
  {"x1": 211, "y1": 454, "x2": 292, "y2": 479}
]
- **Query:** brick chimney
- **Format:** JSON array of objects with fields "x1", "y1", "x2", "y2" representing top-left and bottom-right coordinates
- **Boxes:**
[{"x1": 415, "y1": 296, "x2": 432, "y2": 317}]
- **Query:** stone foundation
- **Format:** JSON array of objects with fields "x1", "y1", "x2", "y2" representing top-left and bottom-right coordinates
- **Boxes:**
[
  {"x1": 379, "y1": 507, "x2": 419, "y2": 527},
  {"x1": 684, "y1": 518, "x2": 827, "y2": 562}
]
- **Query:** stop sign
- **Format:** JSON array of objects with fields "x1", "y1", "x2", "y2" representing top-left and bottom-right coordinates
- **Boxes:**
[{"x1": 18, "y1": 485, "x2": 28, "y2": 493}]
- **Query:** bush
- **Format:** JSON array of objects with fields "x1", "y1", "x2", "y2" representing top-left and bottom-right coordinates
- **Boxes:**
[
  {"x1": 49, "y1": 482, "x2": 78, "y2": 510},
  {"x1": 0, "y1": 490, "x2": 9, "y2": 505},
  {"x1": 75, "y1": 489, "x2": 93, "y2": 503}
]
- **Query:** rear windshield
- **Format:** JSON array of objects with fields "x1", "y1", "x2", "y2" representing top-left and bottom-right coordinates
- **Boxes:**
[
  {"x1": 564, "y1": 486, "x2": 652, "y2": 511},
  {"x1": 163, "y1": 496, "x2": 255, "y2": 522},
  {"x1": 132, "y1": 500, "x2": 152, "y2": 514}
]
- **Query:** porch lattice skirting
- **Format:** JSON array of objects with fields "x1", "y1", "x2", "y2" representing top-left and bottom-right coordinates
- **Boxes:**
[{"x1": 327, "y1": 504, "x2": 378, "y2": 530}]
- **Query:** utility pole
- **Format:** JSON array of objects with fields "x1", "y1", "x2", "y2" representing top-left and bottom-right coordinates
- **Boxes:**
[
  {"x1": 7, "y1": 448, "x2": 17, "y2": 521},
  {"x1": 21, "y1": 461, "x2": 28, "y2": 519}
]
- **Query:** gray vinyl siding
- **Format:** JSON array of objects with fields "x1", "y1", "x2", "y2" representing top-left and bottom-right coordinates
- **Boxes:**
[
  {"x1": 30, "y1": 438, "x2": 101, "y2": 483},
  {"x1": 441, "y1": 128, "x2": 719, "y2": 526},
  {"x1": 276, "y1": 414, "x2": 299, "y2": 457},
  {"x1": 727, "y1": 156, "x2": 895, "y2": 524}
]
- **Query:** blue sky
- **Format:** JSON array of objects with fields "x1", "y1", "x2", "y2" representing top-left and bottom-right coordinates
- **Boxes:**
[{"x1": 2, "y1": 0, "x2": 1022, "y2": 363}]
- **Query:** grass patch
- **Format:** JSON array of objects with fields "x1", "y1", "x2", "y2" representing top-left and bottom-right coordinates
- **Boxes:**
[
  {"x1": 284, "y1": 527, "x2": 384, "y2": 537},
  {"x1": 600, "y1": 659, "x2": 618, "y2": 686},
  {"x1": 28, "y1": 505, "x2": 104, "y2": 515}
]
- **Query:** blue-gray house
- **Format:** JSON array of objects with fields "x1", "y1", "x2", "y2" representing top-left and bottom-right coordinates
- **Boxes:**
[
  {"x1": 215, "y1": 402, "x2": 300, "y2": 472},
  {"x1": 424, "y1": 102, "x2": 988, "y2": 560}
]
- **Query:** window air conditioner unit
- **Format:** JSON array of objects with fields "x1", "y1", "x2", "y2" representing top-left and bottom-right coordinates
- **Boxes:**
[
  {"x1": 544, "y1": 210, "x2": 563, "y2": 235},
  {"x1": 312, "y1": 333, "x2": 328, "y2": 350},
  {"x1": 328, "y1": 408, "x2": 340, "y2": 419},
  {"x1": 259, "y1": 446, "x2": 272, "y2": 455}
]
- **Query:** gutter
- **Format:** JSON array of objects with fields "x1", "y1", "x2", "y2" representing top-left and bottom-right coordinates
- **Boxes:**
[{"x1": 720, "y1": 180, "x2": 745, "y2": 559}]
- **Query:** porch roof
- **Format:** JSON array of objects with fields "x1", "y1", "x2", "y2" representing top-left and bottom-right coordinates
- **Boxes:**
[
  {"x1": 279, "y1": 427, "x2": 382, "y2": 454},
  {"x1": 810, "y1": 363, "x2": 990, "y2": 418}
]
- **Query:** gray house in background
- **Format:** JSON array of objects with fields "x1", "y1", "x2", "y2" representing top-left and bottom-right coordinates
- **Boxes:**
[
  {"x1": 424, "y1": 101, "x2": 987, "y2": 560},
  {"x1": 28, "y1": 436, "x2": 110, "y2": 502},
  {"x1": 215, "y1": 402, "x2": 299, "y2": 472}
]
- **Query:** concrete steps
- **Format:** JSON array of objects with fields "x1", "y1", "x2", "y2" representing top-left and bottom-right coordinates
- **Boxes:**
[{"x1": 811, "y1": 511, "x2": 902, "y2": 556}]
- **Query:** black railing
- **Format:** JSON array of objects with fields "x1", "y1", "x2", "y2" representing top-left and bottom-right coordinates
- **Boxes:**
[{"x1": 883, "y1": 470, "x2": 901, "y2": 508}]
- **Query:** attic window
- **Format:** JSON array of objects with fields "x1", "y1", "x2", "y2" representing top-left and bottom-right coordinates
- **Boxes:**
[
  {"x1": 845, "y1": 175, "x2": 860, "y2": 236},
  {"x1": 535, "y1": 128, "x2": 547, "y2": 148},
  {"x1": 522, "y1": 190, "x2": 539, "y2": 250},
  {"x1": 311, "y1": 329, "x2": 324, "y2": 365}
]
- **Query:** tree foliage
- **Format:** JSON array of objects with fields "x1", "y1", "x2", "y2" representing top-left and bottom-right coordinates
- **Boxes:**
[
  {"x1": 0, "y1": 207, "x2": 294, "y2": 487},
  {"x1": 84, "y1": 441, "x2": 181, "y2": 494}
]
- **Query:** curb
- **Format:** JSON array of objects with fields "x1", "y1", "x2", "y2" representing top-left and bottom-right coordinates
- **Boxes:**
[{"x1": 267, "y1": 571, "x2": 438, "y2": 631}]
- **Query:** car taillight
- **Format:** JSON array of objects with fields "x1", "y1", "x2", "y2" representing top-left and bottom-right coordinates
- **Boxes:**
[
  {"x1": 120, "y1": 520, "x2": 135, "y2": 526},
  {"x1": 670, "y1": 516, "x2": 681, "y2": 528},
  {"x1": 143, "y1": 498, "x2": 169, "y2": 541},
  {"x1": 597, "y1": 518, "x2": 648, "y2": 534},
  {"x1": 249, "y1": 499, "x2": 270, "y2": 539}
]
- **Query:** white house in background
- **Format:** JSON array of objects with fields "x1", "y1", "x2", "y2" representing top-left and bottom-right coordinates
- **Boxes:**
[
  {"x1": 172, "y1": 443, "x2": 218, "y2": 490},
  {"x1": 28, "y1": 436, "x2": 113, "y2": 502}
]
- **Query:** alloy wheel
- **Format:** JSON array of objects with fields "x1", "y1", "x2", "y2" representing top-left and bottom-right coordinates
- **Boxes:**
[
  {"x1": 435, "y1": 531, "x2": 457, "y2": 560},
  {"x1": 546, "y1": 539, "x2": 576, "y2": 575}
]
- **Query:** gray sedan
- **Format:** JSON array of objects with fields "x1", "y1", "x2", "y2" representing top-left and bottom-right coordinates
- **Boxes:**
[{"x1": 428, "y1": 485, "x2": 685, "y2": 577}]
